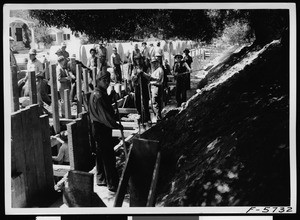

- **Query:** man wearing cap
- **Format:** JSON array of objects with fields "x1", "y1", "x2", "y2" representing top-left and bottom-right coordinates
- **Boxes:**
[
  {"x1": 57, "y1": 56, "x2": 72, "y2": 117},
  {"x1": 172, "y1": 54, "x2": 192, "y2": 107},
  {"x1": 55, "y1": 42, "x2": 69, "y2": 68},
  {"x1": 22, "y1": 48, "x2": 51, "y2": 106},
  {"x1": 110, "y1": 47, "x2": 123, "y2": 83},
  {"x1": 142, "y1": 57, "x2": 165, "y2": 122},
  {"x1": 183, "y1": 48, "x2": 193, "y2": 90},
  {"x1": 96, "y1": 42, "x2": 108, "y2": 72},
  {"x1": 88, "y1": 71, "x2": 122, "y2": 191}
]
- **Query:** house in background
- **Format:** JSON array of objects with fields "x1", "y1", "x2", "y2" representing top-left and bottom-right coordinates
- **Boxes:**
[
  {"x1": 9, "y1": 16, "x2": 35, "y2": 51},
  {"x1": 44, "y1": 27, "x2": 81, "y2": 48}
]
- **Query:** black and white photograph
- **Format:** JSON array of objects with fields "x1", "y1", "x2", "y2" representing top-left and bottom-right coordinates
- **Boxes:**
[{"x1": 3, "y1": 2, "x2": 297, "y2": 216}]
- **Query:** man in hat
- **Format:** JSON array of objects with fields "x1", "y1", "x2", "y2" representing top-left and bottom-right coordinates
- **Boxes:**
[
  {"x1": 183, "y1": 48, "x2": 193, "y2": 90},
  {"x1": 96, "y1": 42, "x2": 108, "y2": 72},
  {"x1": 88, "y1": 70, "x2": 122, "y2": 192},
  {"x1": 110, "y1": 47, "x2": 123, "y2": 83},
  {"x1": 55, "y1": 42, "x2": 69, "y2": 68},
  {"x1": 172, "y1": 54, "x2": 192, "y2": 107},
  {"x1": 22, "y1": 48, "x2": 51, "y2": 106},
  {"x1": 142, "y1": 57, "x2": 165, "y2": 122}
]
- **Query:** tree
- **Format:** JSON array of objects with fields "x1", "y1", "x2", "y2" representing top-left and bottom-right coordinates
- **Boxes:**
[{"x1": 29, "y1": 9, "x2": 289, "y2": 45}]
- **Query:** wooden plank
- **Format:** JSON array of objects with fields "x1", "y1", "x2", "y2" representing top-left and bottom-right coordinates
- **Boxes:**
[
  {"x1": 45, "y1": 62, "x2": 50, "y2": 80},
  {"x1": 40, "y1": 114, "x2": 55, "y2": 193},
  {"x1": 113, "y1": 146, "x2": 134, "y2": 207},
  {"x1": 22, "y1": 107, "x2": 39, "y2": 205},
  {"x1": 64, "y1": 89, "x2": 72, "y2": 119},
  {"x1": 11, "y1": 111, "x2": 28, "y2": 206},
  {"x1": 62, "y1": 170, "x2": 94, "y2": 207},
  {"x1": 28, "y1": 71, "x2": 37, "y2": 104},
  {"x1": 30, "y1": 104, "x2": 47, "y2": 195},
  {"x1": 129, "y1": 138, "x2": 160, "y2": 206},
  {"x1": 76, "y1": 64, "x2": 83, "y2": 115},
  {"x1": 83, "y1": 68, "x2": 89, "y2": 94},
  {"x1": 50, "y1": 64, "x2": 60, "y2": 134},
  {"x1": 67, "y1": 121, "x2": 77, "y2": 170},
  {"x1": 11, "y1": 65, "x2": 19, "y2": 112},
  {"x1": 114, "y1": 133, "x2": 135, "y2": 151},
  {"x1": 92, "y1": 67, "x2": 97, "y2": 89},
  {"x1": 118, "y1": 108, "x2": 138, "y2": 114},
  {"x1": 11, "y1": 173, "x2": 27, "y2": 208},
  {"x1": 146, "y1": 151, "x2": 161, "y2": 207},
  {"x1": 77, "y1": 112, "x2": 93, "y2": 172},
  {"x1": 112, "y1": 129, "x2": 136, "y2": 138}
]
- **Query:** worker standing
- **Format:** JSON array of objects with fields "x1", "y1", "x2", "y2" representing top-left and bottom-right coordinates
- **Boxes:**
[
  {"x1": 88, "y1": 71, "x2": 122, "y2": 192},
  {"x1": 154, "y1": 42, "x2": 164, "y2": 66},
  {"x1": 96, "y1": 42, "x2": 108, "y2": 72},
  {"x1": 143, "y1": 57, "x2": 164, "y2": 122},
  {"x1": 183, "y1": 48, "x2": 193, "y2": 90},
  {"x1": 55, "y1": 42, "x2": 69, "y2": 68},
  {"x1": 140, "y1": 42, "x2": 150, "y2": 73},
  {"x1": 22, "y1": 48, "x2": 51, "y2": 107},
  {"x1": 131, "y1": 56, "x2": 151, "y2": 125},
  {"x1": 110, "y1": 47, "x2": 123, "y2": 83},
  {"x1": 172, "y1": 54, "x2": 192, "y2": 107},
  {"x1": 57, "y1": 56, "x2": 73, "y2": 117}
]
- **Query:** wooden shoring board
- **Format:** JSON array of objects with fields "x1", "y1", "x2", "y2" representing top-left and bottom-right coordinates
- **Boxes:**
[
  {"x1": 114, "y1": 138, "x2": 160, "y2": 207},
  {"x1": 11, "y1": 110, "x2": 27, "y2": 207},
  {"x1": 112, "y1": 129, "x2": 138, "y2": 138},
  {"x1": 113, "y1": 146, "x2": 134, "y2": 207},
  {"x1": 146, "y1": 150, "x2": 161, "y2": 207}
]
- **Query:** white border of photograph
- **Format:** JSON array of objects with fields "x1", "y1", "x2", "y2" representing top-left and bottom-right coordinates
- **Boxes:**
[{"x1": 3, "y1": 2, "x2": 297, "y2": 215}]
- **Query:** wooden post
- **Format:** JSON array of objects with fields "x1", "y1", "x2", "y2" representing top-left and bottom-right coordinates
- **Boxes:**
[
  {"x1": 28, "y1": 71, "x2": 37, "y2": 104},
  {"x1": 83, "y1": 68, "x2": 89, "y2": 94},
  {"x1": 92, "y1": 67, "x2": 97, "y2": 89},
  {"x1": 50, "y1": 64, "x2": 60, "y2": 134},
  {"x1": 76, "y1": 64, "x2": 82, "y2": 115},
  {"x1": 64, "y1": 89, "x2": 72, "y2": 119},
  {"x1": 45, "y1": 62, "x2": 50, "y2": 80},
  {"x1": 39, "y1": 114, "x2": 55, "y2": 194},
  {"x1": 67, "y1": 121, "x2": 77, "y2": 170},
  {"x1": 11, "y1": 65, "x2": 19, "y2": 112}
]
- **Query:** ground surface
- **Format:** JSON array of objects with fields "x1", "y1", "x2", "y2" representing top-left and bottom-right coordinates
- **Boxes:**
[{"x1": 141, "y1": 40, "x2": 290, "y2": 206}]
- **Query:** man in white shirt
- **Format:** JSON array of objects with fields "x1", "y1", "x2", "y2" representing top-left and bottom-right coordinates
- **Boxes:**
[
  {"x1": 142, "y1": 57, "x2": 164, "y2": 122},
  {"x1": 23, "y1": 48, "x2": 51, "y2": 106}
]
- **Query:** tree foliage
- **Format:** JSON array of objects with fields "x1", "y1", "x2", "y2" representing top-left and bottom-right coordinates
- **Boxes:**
[{"x1": 29, "y1": 9, "x2": 289, "y2": 45}]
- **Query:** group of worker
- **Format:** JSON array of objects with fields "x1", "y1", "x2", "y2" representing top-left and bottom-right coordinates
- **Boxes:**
[{"x1": 13, "y1": 40, "x2": 194, "y2": 193}]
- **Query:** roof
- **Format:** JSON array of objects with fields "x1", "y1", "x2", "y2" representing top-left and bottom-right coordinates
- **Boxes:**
[{"x1": 9, "y1": 17, "x2": 35, "y2": 26}]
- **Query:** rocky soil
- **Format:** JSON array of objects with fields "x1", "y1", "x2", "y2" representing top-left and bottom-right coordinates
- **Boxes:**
[{"x1": 140, "y1": 39, "x2": 290, "y2": 206}]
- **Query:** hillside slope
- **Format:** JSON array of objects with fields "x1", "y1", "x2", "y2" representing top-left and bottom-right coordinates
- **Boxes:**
[{"x1": 141, "y1": 39, "x2": 290, "y2": 206}]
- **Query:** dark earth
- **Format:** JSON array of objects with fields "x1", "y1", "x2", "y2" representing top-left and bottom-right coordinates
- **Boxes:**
[{"x1": 140, "y1": 37, "x2": 290, "y2": 206}]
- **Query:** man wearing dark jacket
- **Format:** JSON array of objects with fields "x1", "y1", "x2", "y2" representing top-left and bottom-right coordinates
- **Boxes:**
[{"x1": 88, "y1": 70, "x2": 123, "y2": 192}]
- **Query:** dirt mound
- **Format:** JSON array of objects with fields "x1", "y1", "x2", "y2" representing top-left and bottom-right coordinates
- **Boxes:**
[{"x1": 141, "y1": 39, "x2": 290, "y2": 206}]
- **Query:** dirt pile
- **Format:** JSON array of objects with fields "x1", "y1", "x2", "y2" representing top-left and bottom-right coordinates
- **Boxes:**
[{"x1": 141, "y1": 39, "x2": 290, "y2": 206}]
